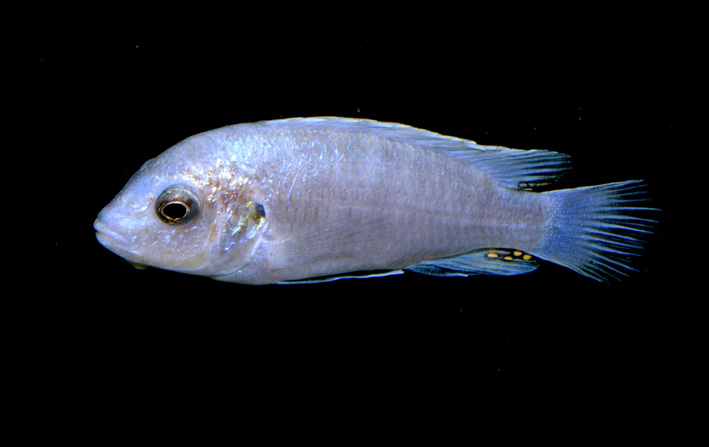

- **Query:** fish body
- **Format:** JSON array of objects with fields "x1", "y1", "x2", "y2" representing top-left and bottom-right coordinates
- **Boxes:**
[{"x1": 94, "y1": 117, "x2": 654, "y2": 284}]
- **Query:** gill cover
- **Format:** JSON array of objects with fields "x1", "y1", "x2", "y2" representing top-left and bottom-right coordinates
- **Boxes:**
[{"x1": 208, "y1": 195, "x2": 267, "y2": 275}]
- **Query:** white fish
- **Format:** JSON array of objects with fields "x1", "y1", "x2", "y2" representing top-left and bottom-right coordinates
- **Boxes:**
[{"x1": 94, "y1": 117, "x2": 655, "y2": 284}]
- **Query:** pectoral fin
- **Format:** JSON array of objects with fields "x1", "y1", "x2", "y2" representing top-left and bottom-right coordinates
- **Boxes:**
[
  {"x1": 407, "y1": 249, "x2": 538, "y2": 277},
  {"x1": 277, "y1": 270, "x2": 405, "y2": 284}
]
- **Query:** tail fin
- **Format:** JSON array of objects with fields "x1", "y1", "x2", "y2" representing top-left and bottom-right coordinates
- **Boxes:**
[{"x1": 535, "y1": 180, "x2": 658, "y2": 282}]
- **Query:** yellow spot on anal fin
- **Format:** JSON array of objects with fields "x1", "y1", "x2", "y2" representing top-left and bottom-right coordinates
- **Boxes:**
[{"x1": 487, "y1": 249, "x2": 533, "y2": 262}]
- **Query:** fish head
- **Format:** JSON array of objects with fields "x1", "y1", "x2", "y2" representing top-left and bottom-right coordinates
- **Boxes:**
[{"x1": 94, "y1": 140, "x2": 267, "y2": 279}]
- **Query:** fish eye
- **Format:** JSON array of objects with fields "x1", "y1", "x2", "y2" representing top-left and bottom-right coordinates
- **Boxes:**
[{"x1": 156, "y1": 186, "x2": 201, "y2": 225}]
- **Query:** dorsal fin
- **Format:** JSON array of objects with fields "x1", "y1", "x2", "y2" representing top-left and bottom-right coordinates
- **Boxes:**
[{"x1": 258, "y1": 117, "x2": 570, "y2": 190}]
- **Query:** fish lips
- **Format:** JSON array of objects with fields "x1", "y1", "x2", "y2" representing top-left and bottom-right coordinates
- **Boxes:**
[{"x1": 94, "y1": 218, "x2": 141, "y2": 259}]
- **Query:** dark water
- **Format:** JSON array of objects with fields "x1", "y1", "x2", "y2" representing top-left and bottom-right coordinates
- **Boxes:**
[{"x1": 26, "y1": 26, "x2": 692, "y2": 429}]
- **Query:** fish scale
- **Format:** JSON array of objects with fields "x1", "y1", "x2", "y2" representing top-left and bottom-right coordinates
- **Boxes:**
[{"x1": 242, "y1": 126, "x2": 547, "y2": 283}]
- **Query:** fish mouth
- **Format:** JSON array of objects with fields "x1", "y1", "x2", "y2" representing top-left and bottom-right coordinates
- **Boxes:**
[{"x1": 94, "y1": 218, "x2": 139, "y2": 257}]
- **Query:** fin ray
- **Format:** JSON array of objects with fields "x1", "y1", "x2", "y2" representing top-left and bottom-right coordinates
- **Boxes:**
[
  {"x1": 260, "y1": 117, "x2": 570, "y2": 190},
  {"x1": 407, "y1": 249, "x2": 538, "y2": 277},
  {"x1": 534, "y1": 180, "x2": 658, "y2": 282},
  {"x1": 277, "y1": 270, "x2": 404, "y2": 284}
]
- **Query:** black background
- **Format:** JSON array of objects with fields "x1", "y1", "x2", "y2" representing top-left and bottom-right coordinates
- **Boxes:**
[{"x1": 22, "y1": 11, "x2": 695, "y2": 434}]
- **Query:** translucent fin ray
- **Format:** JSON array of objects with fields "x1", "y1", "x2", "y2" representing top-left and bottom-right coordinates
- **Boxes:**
[
  {"x1": 260, "y1": 117, "x2": 570, "y2": 190},
  {"x1": 535, "y1": 180, "x2": 658, "y2": 282},
  {"x1": 407, "y1": 249, "x2": 538, "y2": 277}
]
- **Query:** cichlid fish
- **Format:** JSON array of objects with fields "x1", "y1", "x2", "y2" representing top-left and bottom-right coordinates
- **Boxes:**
[{"x1": 94, "y1": 117, "x2": 655, "y2": 284}]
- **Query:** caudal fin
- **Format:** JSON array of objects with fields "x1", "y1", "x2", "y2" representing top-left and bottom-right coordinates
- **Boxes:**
[{"x1": 535, "y1": 180, "x2": 658, "y2": 282}]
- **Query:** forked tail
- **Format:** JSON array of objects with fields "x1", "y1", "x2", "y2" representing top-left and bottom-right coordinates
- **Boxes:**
[{"x1": 534, "y1": 180, "x2": 658, "y2": 282}]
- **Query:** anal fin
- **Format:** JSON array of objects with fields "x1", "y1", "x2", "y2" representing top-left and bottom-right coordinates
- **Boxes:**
[{"x1": 407, "y1": 249, "x2": 538, "y2": 277}]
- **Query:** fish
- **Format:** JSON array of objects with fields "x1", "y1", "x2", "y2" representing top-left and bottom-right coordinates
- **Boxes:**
[{"x1": 94, "y1": 117, "x2": 656, "y2": 285}]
